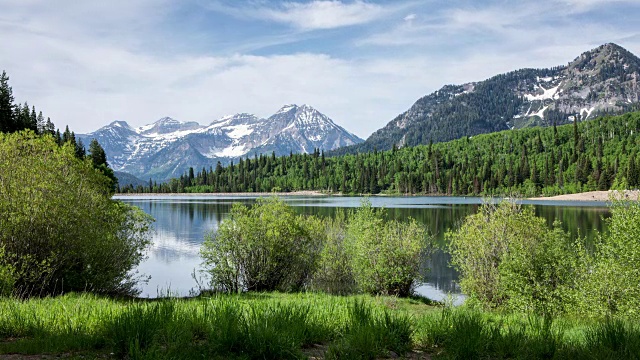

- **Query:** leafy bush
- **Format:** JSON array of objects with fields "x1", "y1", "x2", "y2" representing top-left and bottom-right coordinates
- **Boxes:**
[
  {"x1": 0, "y1": 131, "x2": 153, "y2": 297},
  {"x1": 448, "y1": 201, "x2": 577, "y2": 314},
  {"x1": 309, "y1": 211, "x2": 357, "y2": 295},
  {"x1": 200, "y1": 197, "x2": 325, "y2": 292},
  {"x1": 345, "y1": 200, "x2": 428, "y2": 297},
  {"x1": 576, "y1": 198, "x2": 640, "y2": 318},
  {"x1": 0, "y1": 247, "x2": 15, "y2": 297}
]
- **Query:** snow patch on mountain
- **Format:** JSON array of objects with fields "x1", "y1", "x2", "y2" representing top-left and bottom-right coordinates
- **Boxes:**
[
  {"x1": 78, "y1": 105, "x2": 363, "y2": 181},
  {"x1": 525, "y1": 84, "x2": 561, "y2": 101},
  {"x1": 276, "y1": 104, "x2": 297, "y2": 114},
  {"x1": 226, "y1": 124, "x2": 253, "y2": 139}
]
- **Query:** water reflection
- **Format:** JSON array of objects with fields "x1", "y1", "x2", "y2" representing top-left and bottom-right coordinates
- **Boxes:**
[{"x1": 117, "y1": 196, "x2": 610, "y2": 300}]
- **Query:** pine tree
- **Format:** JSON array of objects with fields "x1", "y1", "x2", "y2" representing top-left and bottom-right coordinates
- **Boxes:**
[
  {"x1": 89, "y1": 139, "x2": 108, "y2": 167},
  {"x1": 45, "y1": 118, "x2": 55, "y2": 135},
  {"x1": 36, "y1": 111, "x2": 45, "y2": 134},
  {"x1": 75, "y1": 138, "x2": 86, "y2": 159},
  {"x1": 16, "y1": 103, "x2": 31, "y2": 131},
  {"x1": 29, "y1": 106, "x2": 38, "y2": 132},
  {"x1": 0, "y1": 71, "x2": 16, "y2": 133},
  {"x1": 88, "y1": 139, "x2": 117, "y2": 193},
  {"x1": 628, "y1": 154, "x2": 638, "y2": 188},
  {"x1": 62, "y1": 125, "x2": 72, "y2": 143}
]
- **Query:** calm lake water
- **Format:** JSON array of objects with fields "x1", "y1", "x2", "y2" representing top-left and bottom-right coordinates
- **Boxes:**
[{"x1": 115, "y1": 195, "x2": 611, "y2": 302}]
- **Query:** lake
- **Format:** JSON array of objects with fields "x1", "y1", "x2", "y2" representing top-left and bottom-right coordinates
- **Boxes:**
[{"x1": 115, "y1": 195, "x2": 611, "y2": 302}]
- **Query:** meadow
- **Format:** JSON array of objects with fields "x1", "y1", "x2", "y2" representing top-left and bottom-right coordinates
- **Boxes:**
[{"x1": 1, "y1": 292, "x2": 639, "y2": 359}]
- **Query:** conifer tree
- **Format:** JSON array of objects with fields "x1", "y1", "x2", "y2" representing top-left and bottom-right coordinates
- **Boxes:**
[
  {"x1": 29, "y1": 106, "x2": 37, "y2": 132},
  {"x1": 628, "y1": 154, "x2": 638, "y2": 188},
  {"x1": 45, "y1": 118, "x2": 55, "y2": 135},
  {"x1": 89, "y1": 139, "x2": 108, "y2": 167},
  {"x1": 75, "y1": 138, "x2": 86, "y2": 159},
  {"x1": 0, "y1": 71, "x2": 15, "y2": 133},
  {"x1": 36, "y1": 111, "x2": 45, "y2": 134},
  {"x1": 89, "y1": 139, "x2": 117, "y2": 193}
]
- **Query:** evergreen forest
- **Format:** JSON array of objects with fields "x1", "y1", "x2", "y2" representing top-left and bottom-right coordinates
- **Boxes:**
[{"x1": 129, "y1": 111, "x2": 640, "y2": 196}]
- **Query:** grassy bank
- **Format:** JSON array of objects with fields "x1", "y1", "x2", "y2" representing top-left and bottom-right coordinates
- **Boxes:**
[{"x1": 0, "y1": 292, "x2": 639, "y2": 359}]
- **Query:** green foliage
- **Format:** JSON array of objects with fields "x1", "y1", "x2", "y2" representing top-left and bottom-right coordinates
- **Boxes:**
[
  {"x1": 0, "y1": 131, "x2": 152, "y2": 297},
  {"x1": 575, "y1": 198, "x2": 640, "y2": 318},
  {"x1": 448, "y1": 202, "x2": 577, "y2": 315},
  {"x1": 136, "y1": 112, "x2": 640, "y2": 197},
  {"x1": 0, "y1": 293, "x2": 416, "y2": 360},
  {"x1": 310, "y1": 210, "x2": 357, "y2": 295},
  {"x1": 414, "y1": 306, "x2": 640, "y2": 360},
  {"x1": 325, "y1": 300, "x2": 412, "y2": 359},
  {"x1": 0, "y1": 248, "x2": 15, "y2": 297},
  {"x1": 202, "y1": 199, "x2": 429, "y2": 297},
  {"x1": 88, "y1": 139, "x2": 118, "y2": 193},
  {"x1": 345, "y1": 200, "x2": 428, "y2": 297},
  {"x1": 4, "y1": 292, "x2": 640, "y2": 359},
  {"x1": 583, "y1": 318, "x2": 640, "y2": 358},
  {"x1": 200, "y1": 197, "x2": 325, "y2": 292},
  {"x1": 0, "y1": 71, "x2": 15, "y2": 133}
]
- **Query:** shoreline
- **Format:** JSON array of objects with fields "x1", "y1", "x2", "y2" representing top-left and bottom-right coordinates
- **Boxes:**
[
  {"x1": 114, "y1": 190, "x2": 640, "y2": 201},
  {"x1": 527, "y1": 190, "x2": 640, "y2": 202}
]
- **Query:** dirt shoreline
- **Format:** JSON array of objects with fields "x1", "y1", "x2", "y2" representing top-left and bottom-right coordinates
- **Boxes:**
[
  {"x1": 114, "y1": 190, "x2": 640, "y2": 201},
  {"x1": 528, "y1": 190, "x2": 640, "y2": 201}
]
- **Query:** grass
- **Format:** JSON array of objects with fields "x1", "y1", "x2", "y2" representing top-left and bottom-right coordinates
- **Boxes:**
[{"x1": 1, "y1": 292, "x2": 640, "y2": 359}]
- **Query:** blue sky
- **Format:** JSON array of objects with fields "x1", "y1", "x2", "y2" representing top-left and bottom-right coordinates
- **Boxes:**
[{"x1": 1, "y1": 0, "x2": 639, "y2": 138}]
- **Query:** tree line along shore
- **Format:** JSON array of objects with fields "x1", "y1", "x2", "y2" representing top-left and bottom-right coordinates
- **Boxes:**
[
  {"x1": 120, "y1": 112, "x2": 640, "y2": 200},
  {"x1": 115, "y1": 189, "x2": 640, "y2": 202}
]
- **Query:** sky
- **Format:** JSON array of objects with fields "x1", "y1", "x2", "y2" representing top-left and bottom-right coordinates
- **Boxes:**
[{"x1": 1, "y1": 0, "x2": 639, "y2": 139}]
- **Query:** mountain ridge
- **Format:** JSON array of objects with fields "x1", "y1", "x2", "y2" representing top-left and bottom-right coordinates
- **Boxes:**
[
  {"x1": 331, "y1": 43, "x2": 640, "y2": 155},
  {"x1": 78, "y1": 104, "x2": 363, "y2": 181}
]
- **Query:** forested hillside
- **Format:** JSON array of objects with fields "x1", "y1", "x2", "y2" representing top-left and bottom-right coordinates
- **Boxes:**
[
  {"x1": 332, "y1": 43, "x2": 640, "y2": 155},
  {"x1": 126, "y1": 112, "x2": 640, "y2": 197}
]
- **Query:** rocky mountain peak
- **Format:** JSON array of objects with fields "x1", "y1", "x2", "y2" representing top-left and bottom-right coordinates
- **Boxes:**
[
  {"x1": 210, "y1": 113, "x2": 260, "y2": 127},
  {"x1": 108, "y1": 120, "x2": 133, "y2": 130},
  {"x1": 79, "y1": 105, "x2": 363, "y2": 181},
  {"x1": 275, "y1": 104, "x2": 299, "y2": 114},
  {"x1": 568, "y1": 42, "x2": 640, "y2": 74},
  {"x1": 138, "y1": 117, "x2": 203, "y2": 135}
]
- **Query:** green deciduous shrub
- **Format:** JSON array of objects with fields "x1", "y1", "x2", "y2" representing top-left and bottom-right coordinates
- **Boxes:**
[
  {"x1": 200, "y1": 197, "x2": 325, "y2": 292},
  {"x1": 310, "y1": 211, "x2": 357, "y2": 295},
  {"x1": 0, "y1": 247, "x2": 15, "y2": 297},
  {"x1": 0, "y1": 131, "x2": 153, "y2": 297},
  {"x1": 202, "y1": 199, "x2": 430, "y2": 297},
  {"x1": 345, "y1": 200, "x2": 428, "y2": 297},
  {"x1": 575, "y1": 198, "x2": 640, "y2": 318},
  {"x1": 448, "y1": 201, "x2": 578, "y2": 315}
]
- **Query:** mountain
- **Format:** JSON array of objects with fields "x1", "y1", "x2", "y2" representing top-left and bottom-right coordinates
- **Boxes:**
[
  {"x1": 78, "y1": 105, "x2": 362, "y2": 181},
  {"x1": 114, "y1": 171, "x2": 148, "y2": 189},
  {"x1": 333, "y1": 43, "x2": 640, "y2": 155}
]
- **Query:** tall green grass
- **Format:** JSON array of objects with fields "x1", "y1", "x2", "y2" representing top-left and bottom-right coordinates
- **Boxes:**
[
  {"x1": 0, "y1": 292, "x2": 411, "y2": 359},
  {"x1": 414, "y1": 307, "x2": 640, "y2": 360},
  {"x1": 1, "y1": 293, "x2": 640, "y2": 359}
]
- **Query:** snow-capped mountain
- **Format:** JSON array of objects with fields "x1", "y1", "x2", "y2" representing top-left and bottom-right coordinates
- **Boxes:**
[
  {"x1": 78, "y1": 105, "x2": 363, "y2": 181},
  {"x1": 334, "y1": 43, "x2": 640, "y2": 154}
]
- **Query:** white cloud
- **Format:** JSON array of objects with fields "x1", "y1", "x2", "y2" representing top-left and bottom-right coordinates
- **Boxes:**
[
  {"x1": 262, "y1": 0, "x2": 385, "y2": 30},
  {"x1": 0, "y1": 21, "x2": 433, "y2": 138},
  {"x1": 404, "y1": 13, "x2": 417, "y2": 22},
  {"x1": 1, "y1": 0, "x2": 639, "y2": 142},
  {"x1": 559, "y1": 0, "x2": 633, "y2": 11},
  {"x1": 202, "y1": 0, "x2": 414, "y2": 31}
]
